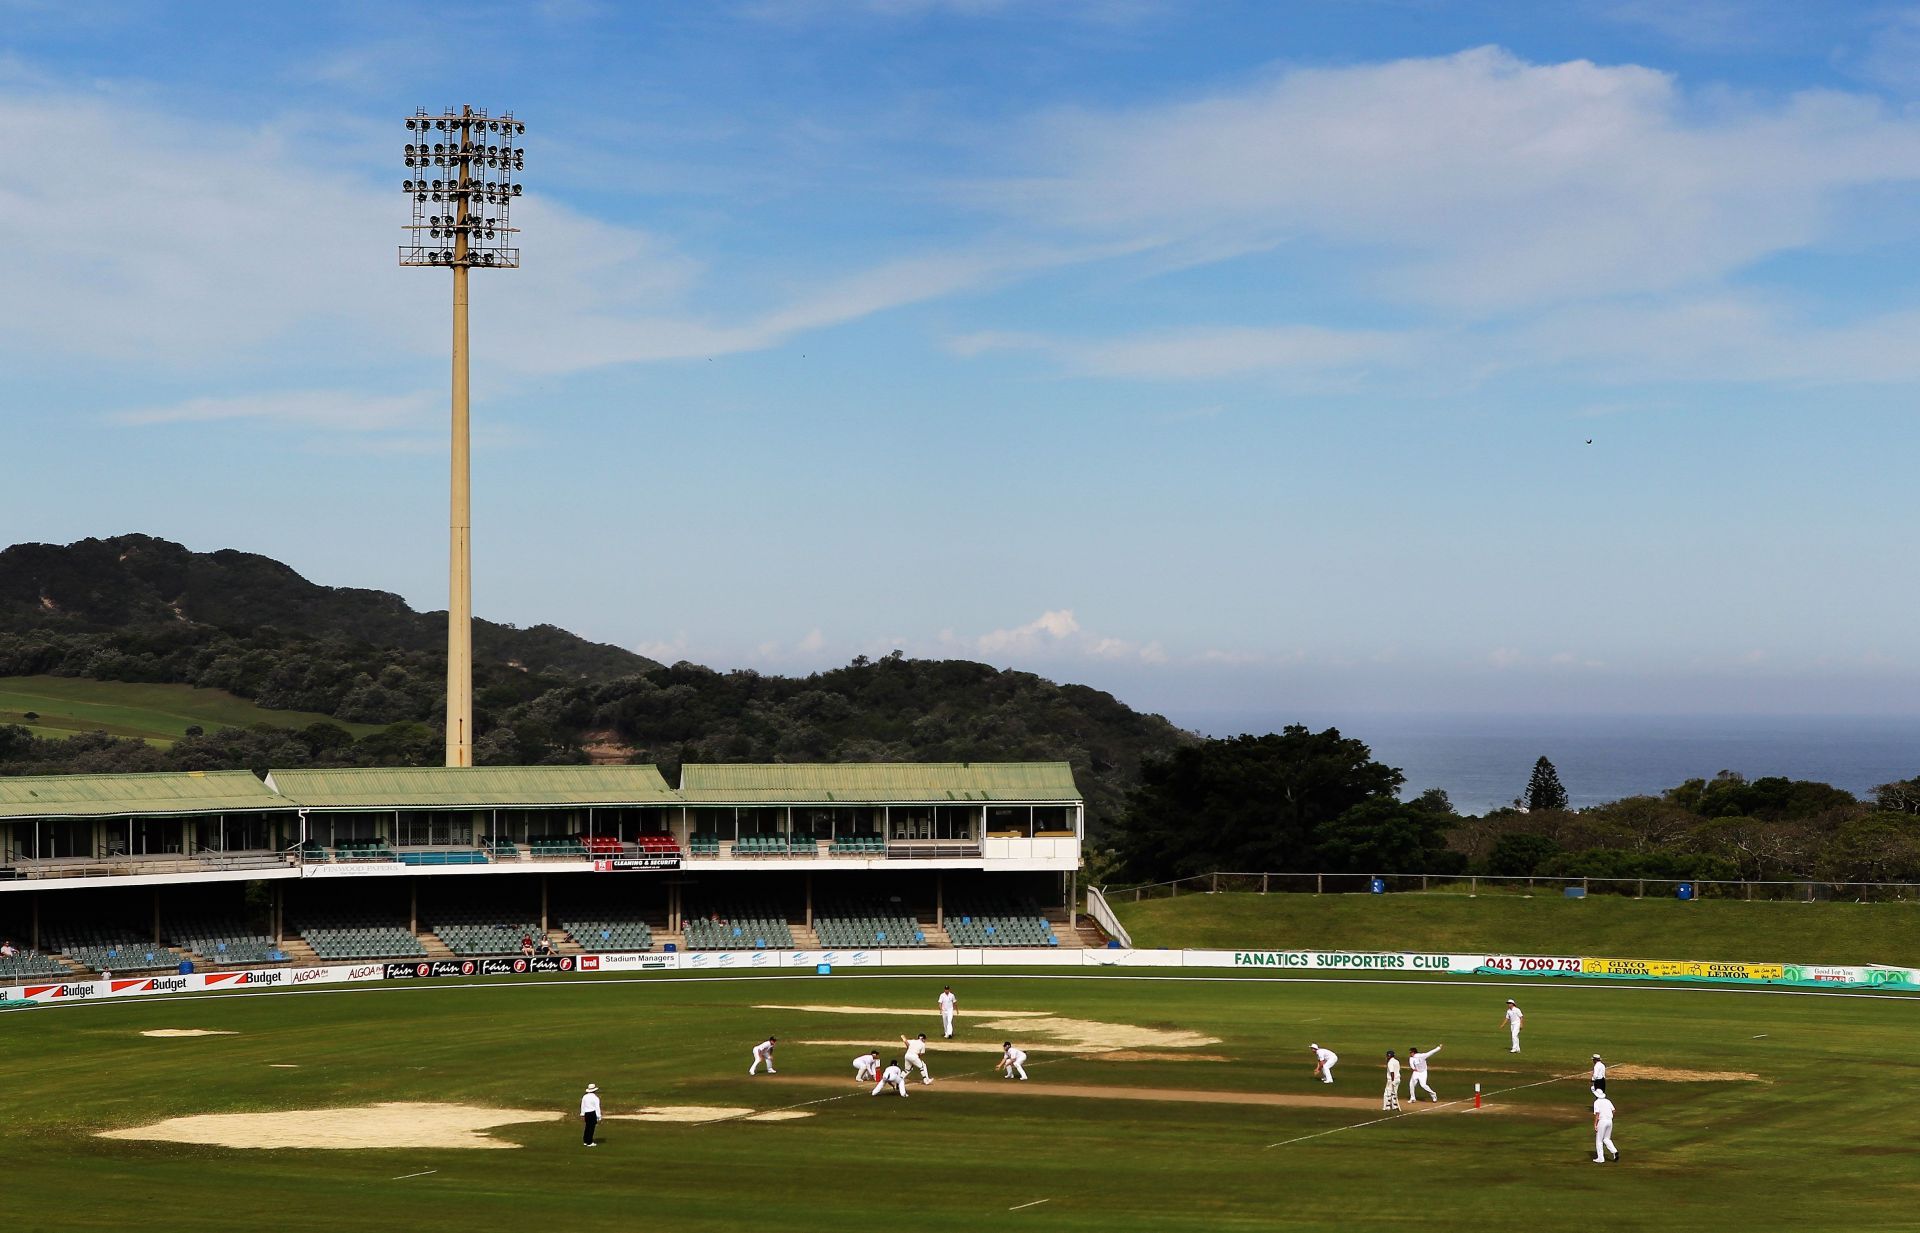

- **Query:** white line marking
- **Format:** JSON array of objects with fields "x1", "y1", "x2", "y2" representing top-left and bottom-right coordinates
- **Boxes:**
[
  {"x1": 8, "y1": 969, "x2": 1918, "y2": 1020},
  {"x1": 1263, "y1": 1073, "x2": 1580, "y2": 1149},
  {"x1": 1009, "y1": 1199, "x2": 1050, "y2": 1211},
  {"x1": 390, "y1": 1170, "x2": 438, "y2": 1180},
  {"x1": 1752, "y1": 1034, "x2": 1768, "y2": 1038}
]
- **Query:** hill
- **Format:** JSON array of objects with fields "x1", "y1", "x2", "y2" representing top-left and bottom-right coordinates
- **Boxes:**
[
  {"x1": 1110, "y1": 888, "x2": 1920, "y2": 967},
  {"x1": 0, "y1": 675, "x2": 388, "y2": 745},
  {"x1": 0, "y1": 537, "x2": 1193, "y2": 831},
  {"x1": 0, "y1": 534, "x2": 653, "y2": 679}
]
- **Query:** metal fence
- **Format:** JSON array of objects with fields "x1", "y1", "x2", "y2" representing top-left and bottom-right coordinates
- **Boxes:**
[{"x1": 1101, "y1": 871, "x2": 1920, "y2": 903}]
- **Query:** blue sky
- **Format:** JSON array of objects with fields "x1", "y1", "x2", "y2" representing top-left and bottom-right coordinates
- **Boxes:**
[{"x1": 5, "y1": 1, "x2": 1920, "y2": 723}]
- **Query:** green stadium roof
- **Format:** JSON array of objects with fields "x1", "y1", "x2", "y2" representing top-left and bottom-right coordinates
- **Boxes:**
[
  {"x1": 266, "y1": 765, "x2": 679, "y2": 810},
  {"x1": 0, "y1": 770, "x2": 290, "y2": 819},
  {"x1": 677, "y1": 762, "x2": 1081, "y2": 804}
]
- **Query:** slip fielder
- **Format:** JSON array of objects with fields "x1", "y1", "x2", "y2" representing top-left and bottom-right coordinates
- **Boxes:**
[
  {"x1": 1310, "y1": 1043, "x2": 1338, "y2": 1084},
  {"x1": 749, "y1": 1035, "x2": 778, "y2": 1075}
]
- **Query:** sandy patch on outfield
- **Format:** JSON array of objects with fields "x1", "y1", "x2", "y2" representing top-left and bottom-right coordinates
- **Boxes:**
[
  {"x1": 606, "y1": 1106, "x2": 816, "y2": 1124},
  {"x1": 97, "y1": 1102, "x2": 558, "y2": 1150},
  {"x1": 140, "y1": 1029, "x2": 237, "y2": 1038},
  {"x1": 268, "y1": 1064, "x2": 299, "y2": 1069},
  {"x1": 760, "y1": 1005, "x2": 1220, "y2": 1051},
  {"x1": 1609, "y1": 1065, "x2": 1761, "y2": 1083},
  {"x1": 758, "y1": 1005, "x2": 1048, "y2": 1019}
]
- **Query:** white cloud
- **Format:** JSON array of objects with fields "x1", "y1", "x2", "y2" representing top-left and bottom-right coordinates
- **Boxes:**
[
  {"x1": 973, "y1": 608, "x2": 1081, "y2": 653},
  {"x1": 110, "y1": 390, "x2": 436, "y2": 432},
  {"x1": 1005, "y1": 46, "x2": 1920, "y2": 312},
  {"x1": 954, "y1": 323, "x2": 1419, "y2": 381}
]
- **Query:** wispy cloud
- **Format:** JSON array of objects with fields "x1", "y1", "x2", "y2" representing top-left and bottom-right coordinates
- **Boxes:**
[{"x1": 110, "y1": 390, "x2": 436, "y2": 432}]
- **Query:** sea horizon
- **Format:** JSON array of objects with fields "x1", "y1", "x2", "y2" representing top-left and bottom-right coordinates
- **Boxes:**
[{"x1": 1169, "y1": 710, "x2": 1920, "y2": 816}]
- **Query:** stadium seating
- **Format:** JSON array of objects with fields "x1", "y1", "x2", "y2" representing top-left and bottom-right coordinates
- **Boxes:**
[
  {"x1": 688, "y1": 833, "x2": 722, "y2": 856},
  {"x1": 166, "y1": 916, "x2": 285, "y2": 965},
  {"x1": 828, "y1": 833, "x2": 886, "y2": 855},
  {"x1": 297, "y1": 841, "x2": 330, "y2": 863},
  {"x1": 41, "y1": 925, "x2": 187, "y2": 972},
  {"x1": 582, "y1": 836, "x2": 623, "y2": 855},
  {"x1": 633, "y1": 832, "x2": 681, "y2": 854},
  {"x1": 814, "y1": 900, "x2": 927, "y2": 948},
  {"x1": 0, "y1": 948, "x2": 69, "y2": 978},
  {"x1": 528, "y1": 836, "x2": 589, "y2": 858},
  {"x1": 733, "y1": 834, "x2": 806, "y2": 857},
  {"x1": 295, "y1": 912, "x2": 428, "y2": 960},
  {"x1": 683, "y1": 902, "x2": 794, "y2": 950},
  {"x1": 559, "y1": 913, "x2": 654, "y2": 952},
  {"x1": 486, "y1": 838, "x2": 522, "y2": 858},
  {"x1": 333, "y1": 841, "x2": 396, "y2": 862},
  {"x1": 430, "y1": 906, "x2": 544, "y2": 955},
  {"x1": 945, "y1": 901, "x2": 1059, "y2": 947}
]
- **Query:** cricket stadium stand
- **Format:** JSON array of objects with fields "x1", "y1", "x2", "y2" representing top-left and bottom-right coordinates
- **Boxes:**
[{"x1": 0, "y1": 762, "x2": 1089, "y2": 973}]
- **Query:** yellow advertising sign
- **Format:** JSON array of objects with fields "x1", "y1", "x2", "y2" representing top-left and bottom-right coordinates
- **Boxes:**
[{"x1": 1581, "y1": 956, "x2": 1786, "y2": 981}]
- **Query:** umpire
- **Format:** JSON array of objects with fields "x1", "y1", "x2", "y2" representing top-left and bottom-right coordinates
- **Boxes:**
[
  {"x1": 1590, "y1": 1055, "x2": 1608, "y2": 1095},
  {"x1": 581, "y1": 1083, "x2": 602, "y2": 1146}
]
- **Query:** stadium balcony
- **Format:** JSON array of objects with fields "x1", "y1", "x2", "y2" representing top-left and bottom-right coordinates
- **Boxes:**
[
  {"x1": 528, "y1": 836, "x2": 589, "y2": 859},
  {"x1": 397, "y1": 849, "x2": 490, "y2": 867}
]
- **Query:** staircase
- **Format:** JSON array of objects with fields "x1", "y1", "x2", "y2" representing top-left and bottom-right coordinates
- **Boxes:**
[
  {"x1": 1067, "y1": 920, "x2": 1106, "y2": 948},
  {"x1": 276, "y1": 937, "x2": 321, "y2": 966},
  {"x1": 417, "y1": 931, "x2": 457, "y2": 960},
  {"x1": 789, "y1": 923, "x2": 820, "y2": 949},
  {"x1": 546, "y1": 929, "x2": 584, "y2": 956},
  {"x1": 921, "y1": 921, "x2": 953, "y2": 948}
]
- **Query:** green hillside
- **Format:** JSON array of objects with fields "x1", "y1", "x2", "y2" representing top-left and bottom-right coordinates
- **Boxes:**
[
  {"x1": 1110, "y1": 888, "x2": 1920, "y2": 967},
  {"x1": 0, "y1": 675, "x2": 387, "y2": 745}
]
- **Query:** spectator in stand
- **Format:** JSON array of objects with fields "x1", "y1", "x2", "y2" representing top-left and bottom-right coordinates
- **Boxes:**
[
  {"x1": 520, "y1": 934, "x2": 534, "y2": 956},
  {"x1": 0, "y1": 938, "x2": 16, "y2": 958},
  {"x1": 535, "y1": 936, "x2": 553, "y2": 956}
]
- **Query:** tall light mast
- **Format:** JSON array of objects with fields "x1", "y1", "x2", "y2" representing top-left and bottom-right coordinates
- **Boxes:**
[{"x1": 400, "y1": 106, "x2": 525, "y2": 767}]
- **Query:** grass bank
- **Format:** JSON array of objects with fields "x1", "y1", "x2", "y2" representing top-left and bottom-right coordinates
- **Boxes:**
[
  {"x1": 0, "y1": 675, "x2": 387, "y2": 745},
  {"x1": 1110, "y1": 889, "x2": 1920, "y2": 966}
]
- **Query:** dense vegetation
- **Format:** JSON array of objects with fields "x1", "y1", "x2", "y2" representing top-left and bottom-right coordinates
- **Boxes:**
[
  {"x1": 1105, "y1": 734, "x2": 1920, "y2": 885},
  {"x1": 0, "y1": 537, "x2": 1192, "y2": 834}
]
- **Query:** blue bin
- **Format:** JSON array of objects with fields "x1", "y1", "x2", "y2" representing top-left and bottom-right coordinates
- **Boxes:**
[
  {"x1": 1370, "y1": 878, "x2": 1386, "y2": 894},
  {"x1": 663, "y1": 942, "x2": 676, "y2": 952},
  {"x1": 1677, "y1": 883, "x2": 1695, "y2": 901}
]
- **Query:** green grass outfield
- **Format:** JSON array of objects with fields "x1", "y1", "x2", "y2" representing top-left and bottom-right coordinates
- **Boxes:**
[
  {"x1": 0, "y1": 675, "x2": 386, "y2": 745},
  {"x1": 1112, "y1": 890, "x2": 1920, "y2": 967},
  {"x1": 3, "y1": 968, "x2": 1916, "y2": 1232}
]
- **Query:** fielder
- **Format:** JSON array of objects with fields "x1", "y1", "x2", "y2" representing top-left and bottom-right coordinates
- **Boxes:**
[
  {"x1": 938, "y1": 986, "x2": 958, "y2": 1038},
  {"x1": 1592, "y1": 1092, "x2": 1619, "y2": 1163},
  {"x1": 1590, "y1": 1054, "x2": 1608, "y2": 1096},
  {"x1": 749, "y1": 1035, "x2": 778, "y2": 1075},
  {"x1": 1382, "y1": 1051, "x2": 1401, "y2": 1110},
  {"x1": 901, "y1": 1033, "x2": 933, "y2": 1084},
  {"x1": 1502, "y1": 999, "x2": 1524, "y2": 1053},
  {"x1": 1000, "y1": 1041, "x2": 1029, "y2": 1080},
  {"x1": 872, "y1": 1059, "x2": 909, "y2": 1098},
  {"x1": 853, "y1": 1049, "x2": 880, "y2": 1085},
  {"x1": 1310, "y1": 1043, "x2": 1338, "y2": 1084},
  {"x1": 1407, "y1": 1043, "x2": 1441, "y2": 1102}
]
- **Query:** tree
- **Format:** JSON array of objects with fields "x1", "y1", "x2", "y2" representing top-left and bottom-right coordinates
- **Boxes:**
[
  {"x1": 1315, "y1": 797, "x2": 1462, "y2": 874},
  {"x1": 1108, "y1": 727, "x2": 1404, "y2": 880},
  {"x1": 1523, "y1": 756, "x2": 1568, "y2": 812},
  {"x1": 1486, "y1": 833, "x2": 1562, "y2": 876}
]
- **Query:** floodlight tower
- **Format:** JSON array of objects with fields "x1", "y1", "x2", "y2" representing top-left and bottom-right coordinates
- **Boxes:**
[{"x1": 401, "y1": 106, "x2": 525, "y2": 767}]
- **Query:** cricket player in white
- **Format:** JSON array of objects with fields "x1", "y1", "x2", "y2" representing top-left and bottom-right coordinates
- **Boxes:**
[
  {"x1": 1310, "y1": 1043, "x2": 1338, "y2": 1084},
  {"x1": 1000, "y1": 1041, "x2": 1029, "y2": 1080},
  {"x1": 872, "y1": 1060, "x2": 909, "y2": 1098},
  {"x1": 1382, "y1": 1052, "x2": 1401, "y2": 1110},
  {"x1": 1590, "y1": 1054, "x2": 1608, "y2": 1096},
  {"x1": 938, "y1": 986, "x2": 958, "y2": 1039},
  {"x1": 1592, "y1": 1093, "x2": 1618, "y2": 1162},
  {"x1": 749, "y1": 1036, "x2": 778, "y2": 1075},
  {"x1": 1407, "y1": 1044, "x2": 1441, "y2": 1102},
  {"x1": 901, "y1": 1033, "x2": 933, "y2": 1084},
  {"x1": 853, "y1": 1050, "x2": 879, "y2": 1084},
  {"x1": 1502, "y1": 1000, "x2": 1524, "y2": 1053}
]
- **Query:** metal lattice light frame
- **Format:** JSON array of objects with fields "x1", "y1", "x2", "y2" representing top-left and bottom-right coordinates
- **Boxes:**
[{"x1": 400, "y1": 106, "x2": 525, "y2": 268}]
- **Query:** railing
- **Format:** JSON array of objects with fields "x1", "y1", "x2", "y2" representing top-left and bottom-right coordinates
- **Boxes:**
[
  {"x1": 885, "y1": 843, "x2": 984, "y2": 861},
  {"x1": 1083, "y1": 885, "x2": 1131, "y2": 947},
  {"x1": 0, "y1": 849, "x2": 292, "y2": 882},
  {"x1": 1102, "y1": 871, "x2": 1920, "y2": 903}
]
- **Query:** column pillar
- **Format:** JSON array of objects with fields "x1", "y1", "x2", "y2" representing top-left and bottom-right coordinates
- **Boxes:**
[
  {"x1": 935, "y1": 872, "x2": 944, "y2": 927},
  {"x1": 541, "y1": 874, "x2": 550, "y2": 933},
  {"x1": 153, "y1": 887, "x2": 162, "y2": 945},
  {"x1": 804, "y1": 871, "x2": 813, "y2": 927},
  {"x1": 409, "y1": 882, "x2": 418, "y2": 934},
  {"x1": 32, "y1": 893, "x2": 40, "y2": 950}
]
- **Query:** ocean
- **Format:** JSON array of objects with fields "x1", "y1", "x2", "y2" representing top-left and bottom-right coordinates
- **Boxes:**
[{"x1": 1176, "y1": 712, "x2": 1920, "y2": 816}]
